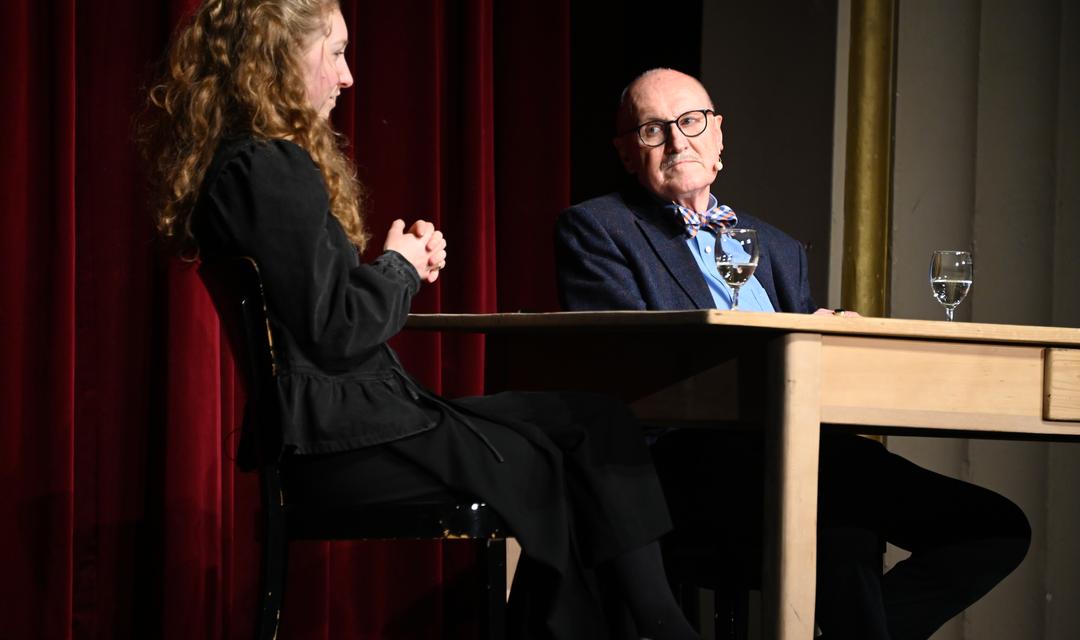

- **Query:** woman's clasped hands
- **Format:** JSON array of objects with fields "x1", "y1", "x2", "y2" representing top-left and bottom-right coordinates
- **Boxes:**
[{"x1": 383, "y1": 219, "x2": 447, "y2": 284}]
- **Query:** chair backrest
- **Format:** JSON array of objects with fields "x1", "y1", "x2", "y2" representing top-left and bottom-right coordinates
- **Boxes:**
[{"x1": 198, "y1": 256, "x2": 283, "y2": 471}]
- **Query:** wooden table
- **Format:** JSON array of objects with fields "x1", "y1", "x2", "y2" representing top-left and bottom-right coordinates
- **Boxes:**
[{"x1": 407, "y1": 310, "x2": 1080, "y2": 640}]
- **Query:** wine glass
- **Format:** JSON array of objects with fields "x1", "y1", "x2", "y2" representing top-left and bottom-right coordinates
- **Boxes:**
[
  {"x1": 715, "y1": 228, "x2": 760, "y2": 310},
  {"x1": 929, "y1": 250, "x2": 973, "y2": 321}
]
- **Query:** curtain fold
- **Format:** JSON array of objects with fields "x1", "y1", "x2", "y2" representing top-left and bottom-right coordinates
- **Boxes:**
[
  {"x1": 0, "y1": 1, "x2": 77, "y2": 638},
  {"x1": 493, "y1": 0, "x2": 571, "y2": 315},
  {"x1": 1, "y1": 0, "x2": 571, "y2": 638}
]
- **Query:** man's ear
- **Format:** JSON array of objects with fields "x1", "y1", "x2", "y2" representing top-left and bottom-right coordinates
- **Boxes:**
[{"x1": 613, "y1": 136, "x2": 637, "y2": 174}]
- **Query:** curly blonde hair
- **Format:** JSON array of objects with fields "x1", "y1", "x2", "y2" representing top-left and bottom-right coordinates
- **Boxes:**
[{"x1": 140, "y1": 0, "x2": 368, "y2": 254}]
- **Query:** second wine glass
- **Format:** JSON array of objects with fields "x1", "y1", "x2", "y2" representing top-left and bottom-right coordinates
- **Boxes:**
[
  {"x1": 929, "y1": 250, "x2": 973, "y2": 321},
  {"x1": 715, "y1": 228, "x2": 760, "y2": 310}
]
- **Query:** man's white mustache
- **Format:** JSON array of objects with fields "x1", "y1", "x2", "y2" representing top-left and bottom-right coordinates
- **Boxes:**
[{"x1": 661, "y1": 153, "x2": 701, "y2": 169}]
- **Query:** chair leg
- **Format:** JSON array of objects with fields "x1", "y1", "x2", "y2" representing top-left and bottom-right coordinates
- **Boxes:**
[
  {"x1": 677, "y1": 584, "x2": 702, "y2": 633},
  {"x1": 714, "y1": 588, "x2": 750, "y2": 640},
  {"x1": 714, "y1": 588, "x2": 732, "y2": 640},
  {"x1": 734, "y1": 589, "x2": 749, "y2": 640},
  {"x1": 480, "y1": 538, "x2": 507, "y2": 640},
  {"x1": 256, "y1": 496, "x2": 288, "y2": 640}
]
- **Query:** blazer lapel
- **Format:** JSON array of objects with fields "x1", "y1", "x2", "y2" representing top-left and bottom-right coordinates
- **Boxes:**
[{"x1": 628, "y1": 198, "x2": 715, "y2": 310}]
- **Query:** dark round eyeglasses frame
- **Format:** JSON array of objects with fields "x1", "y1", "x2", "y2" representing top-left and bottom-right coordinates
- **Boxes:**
[{"x1": 620, "y1": 109, "x2": 714, "y2": 148}]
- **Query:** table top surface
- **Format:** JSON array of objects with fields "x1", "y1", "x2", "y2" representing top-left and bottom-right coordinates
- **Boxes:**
[{"x1": 407, "y1": 310, "x2": 1080, "y2": 347}]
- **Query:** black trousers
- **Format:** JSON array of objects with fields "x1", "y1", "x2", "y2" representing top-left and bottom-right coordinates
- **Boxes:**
[
  {"x1": 283, "y1": 391, "x2": 673, "y2": 640},
  {"x1": 651, "y1": 430, "x2": 1031, "y2": 640}
]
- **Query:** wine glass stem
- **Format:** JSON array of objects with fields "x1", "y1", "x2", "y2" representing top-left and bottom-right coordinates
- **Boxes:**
[
  {"x1": 731, "y1": 286, "x2": 741, "y2": 310},
  {"x1": 945, "y1": 307, "x2": 954, "y2": 322}
]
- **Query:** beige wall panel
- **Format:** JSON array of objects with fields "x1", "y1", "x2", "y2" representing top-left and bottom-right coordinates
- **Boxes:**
[
  {"x1": 1052, "y1": 1, "x2": 1080, "y2": 330},
  {"x1": 891, "y1": 0, "x2": 980, "y2": 323},
  {"x1": 971, "y1": 1, "x2": 1060, "y2": 327},
  {"x1": 887, "y1": 0, "x2": 1077, "y2": 638},
  {"x1": 967, "y1": 2, "x2": 1061, "y2": 635},
  {"x1": 889, "y1": 7, "x2": 983, "y2": 630}
]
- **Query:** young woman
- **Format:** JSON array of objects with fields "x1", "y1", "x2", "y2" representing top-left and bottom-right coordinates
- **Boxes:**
[{"x1": 141, "y1": 1, "x2": 698, "y2": 638}]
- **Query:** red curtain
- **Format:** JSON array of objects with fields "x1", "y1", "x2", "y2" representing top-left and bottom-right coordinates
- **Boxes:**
[
  {"x1": 0, "y1": 0, "x2": 569, "y2": 638},
  {"x1": 1, "y1": 1, "x2": 77, "y2": 638}
]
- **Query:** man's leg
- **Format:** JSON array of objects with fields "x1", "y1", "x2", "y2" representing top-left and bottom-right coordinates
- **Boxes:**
[
  {"x1": 815, "y1": 526, "x2": 890, "y2": 640},
  {"x1": 876, "y1": 455, "x2": 1030, "y2": 639},
  {"x1": 818, "y1": 434, "x2": 1031, "y2": 640}
]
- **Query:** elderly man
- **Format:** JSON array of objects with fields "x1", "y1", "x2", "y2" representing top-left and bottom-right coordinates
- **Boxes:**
[{"x1": 554, "y1": 68, "x2": 1030, "y2": 640}]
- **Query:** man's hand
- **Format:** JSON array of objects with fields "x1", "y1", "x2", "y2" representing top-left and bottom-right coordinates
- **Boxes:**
[
  {"x1": 813, "y1": 308, "x2": 862, "y2": 317},
  {"x1": 383, "y1": 219, "x2": 448, "y2": 284}
]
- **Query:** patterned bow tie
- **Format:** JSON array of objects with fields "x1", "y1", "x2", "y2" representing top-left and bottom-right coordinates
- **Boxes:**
[{"x1": 674, "y1": 203, "x2": 738, "y2": 238}]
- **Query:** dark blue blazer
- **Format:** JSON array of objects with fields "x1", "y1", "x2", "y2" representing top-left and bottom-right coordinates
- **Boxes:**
[{"x1": 555, "y1": 187, "x2": 817, "y2": 313}]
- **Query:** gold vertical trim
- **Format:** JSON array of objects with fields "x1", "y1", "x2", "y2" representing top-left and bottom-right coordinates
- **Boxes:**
[{"x1": 842, "y1": 0, "x2": 897, "y2": 317}]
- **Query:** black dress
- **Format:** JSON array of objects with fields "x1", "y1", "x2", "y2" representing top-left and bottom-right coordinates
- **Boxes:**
[{"x1": 192, "y1": 137, "x2": 672, "y2": 639}]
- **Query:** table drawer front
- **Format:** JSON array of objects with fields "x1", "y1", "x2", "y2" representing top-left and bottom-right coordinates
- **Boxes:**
[{"x1": 1045, "y1": 348, "x2": 1080, "y2": 421}]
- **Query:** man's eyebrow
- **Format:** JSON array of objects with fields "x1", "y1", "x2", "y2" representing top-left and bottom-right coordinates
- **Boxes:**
[
  {"x1": 638, "y1": 109, "x2": 709, "y2": 122},
  {"x1": 638, "y1": 113, "x2": 676, "y2": 124}
]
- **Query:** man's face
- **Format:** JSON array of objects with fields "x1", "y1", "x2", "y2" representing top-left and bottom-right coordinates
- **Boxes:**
[
  {"x1": 614, "y1": 71, "x2": 724, "y2": 206},
  {"x1": 301, "y1": 8, "x2": 353, "y2": 119}
]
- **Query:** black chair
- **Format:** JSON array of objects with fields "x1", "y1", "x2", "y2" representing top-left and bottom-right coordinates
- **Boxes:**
[{"x1": 198, "y1": 256, "x2": 509, "y2": 640}]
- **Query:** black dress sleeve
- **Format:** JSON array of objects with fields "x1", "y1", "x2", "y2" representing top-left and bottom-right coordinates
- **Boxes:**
[{"x1": 202, "y1": 139, "x2": 419, "y2": 370}]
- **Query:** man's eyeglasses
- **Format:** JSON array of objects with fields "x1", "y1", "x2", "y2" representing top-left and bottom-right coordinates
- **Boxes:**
[{"x1": 621, "y1": 109, "x2": 714, "y2": 148}]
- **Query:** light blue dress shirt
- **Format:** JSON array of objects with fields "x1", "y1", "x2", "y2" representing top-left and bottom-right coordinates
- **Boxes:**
[{"x1": 679, "y1": 196, "x2": 775, "y2": 312}]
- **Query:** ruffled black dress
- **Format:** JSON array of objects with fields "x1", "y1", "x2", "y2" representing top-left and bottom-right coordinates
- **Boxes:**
[{"x1": 192, "y1": 137, "x2": 673, "y2": 639}]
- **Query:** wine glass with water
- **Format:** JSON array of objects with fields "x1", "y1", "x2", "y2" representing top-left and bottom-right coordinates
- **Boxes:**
[
  {"x1": 715, "y1": 228, "x2": 760, "y2": 310},
  {"x1": 929, "y1": 250, "x2": 973, "y2": 321}
]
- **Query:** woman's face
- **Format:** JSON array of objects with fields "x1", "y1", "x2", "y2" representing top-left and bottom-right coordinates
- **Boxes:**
[{"x1": 301, "y1": 8, "x2": 353, "y2": 119}]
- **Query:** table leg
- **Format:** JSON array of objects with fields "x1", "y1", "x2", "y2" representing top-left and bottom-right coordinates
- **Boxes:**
[{"x1": 763, "y1": 333, "x2": 822, "y2": 640}]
